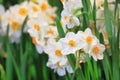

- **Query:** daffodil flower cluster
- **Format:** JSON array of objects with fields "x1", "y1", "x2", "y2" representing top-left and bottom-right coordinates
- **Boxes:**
[
  {"x1": 62, "y1": 28, "x2": 105, "y2": 61},
  {"x1": 44, "y1": 28, "x2": 105, "y2": 76},
  {"x1": 0, "y1": 0, "x2": 107, "y2": 76},
  {"x1": 44, "y1": 39, "x2": 73, "y2": 76},
  {"x1": 43, "y1": 0, "x2": 107, "y2": 76},
  {"x1": 0, "y1": 0, "x2": 57, "y2": 43}
]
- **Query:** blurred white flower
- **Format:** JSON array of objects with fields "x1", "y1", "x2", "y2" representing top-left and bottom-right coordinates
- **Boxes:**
[
  {"x1": 0, "y1": 4, "x2": 5, "y2": 36},
  {"x1": 27, "y1": 17, "x2": 47, "y2": 53},
  {"x1": 0, "y1": 0, "x2": 57, "y2": 44},
  {"x1": 0, "y1": 4, "x2": 5, "y2": 24},
  {"x1": 90, "y1": 0, "x2": 104, "y2": 9},
  {"x1": 60, "y1": 0, "x2": 81, "y2": 31},
  {"x1": 1, "y1": 9, "x2": 24, "y2": 43},
  {"x1": 0, "y1": 1, "x2": 30, "y2": 43},
  {"x1": 26, "y1": 0, "x2": 57, "y2": 52},
  {"x1": 61, "y1": 9, "x2": 80, "y2": 29}
]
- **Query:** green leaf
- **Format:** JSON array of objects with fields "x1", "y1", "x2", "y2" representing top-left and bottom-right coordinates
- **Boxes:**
[
  {"x1": 104, "y1": 0, "x2": 112, "y2": 39},
  {"x1": 67, "y1": 54, "x2": 76, "y2": 70},
  {"x1": 42, "y1": 54, "x2": 49, "y2": 80},
  {"x1": 85, "y1": 54, "x2": 94, "y2": 79},
  {"x1": 112, "y1": 18, "x2": 120, "y2": 80},
  {"x1": 56, "y1": 17, "x2": 65, "y2": 38},
  {"x1": 0, "y1": 0, "x2": 2, "y2": 3},
  {"x1": 76, "y1": 68, "x2": 85, "y2": 80},
  {"x1": 102, "y1": 52, "x2": 112, "y2": 80},
  {"x1": 114, "y1": 0, "x2": 119, "y2": 19},
  {"x1": 0, "y1": 64, "x2": 6, "y2": 80},
  {"x1": 6, "y1": 33, "x2": 21, "y2": 80}
]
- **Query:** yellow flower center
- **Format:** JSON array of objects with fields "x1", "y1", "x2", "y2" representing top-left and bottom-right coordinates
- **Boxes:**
[
  {"x1": 32, "y1": 37, "x2": 37, "y2": 45},
  {"x1": 93, "y1": 46, "x2": 100, "y2": 54},
  {"x1": 50, "y1": 15, "x2": 55, "y2": 21},
  {"x1": 11, "y1": 21, "x2": 20, "y2": 30},
  {"x1": 69, "y1": 18, "x2": 73, "y2": 23},
  {"x1": 19, "y1": 7, "x2": 28, "y2": 16},
  {"x1": 61, "y1": 0, "x2": 65, "y2": 3},
  {"x1": 40, "y1": 2, "x2": 48, "y2": 12},
  {"x1": 47, "y1": 28, "x2": 54, "y2": 35},
  {"x1": 34, "y1": 24, "x2": 40, "y2": 31},
  {"x1": 68, "y1": 40, "x2": 76, "y2": 47},
  {"x1": 32, "y1": 5, "x2": 39, "y2": 12},
  {"x1": 86, "y1": 36, "x2": 93, "y2": 44},
  {"x1": 55, "y1": 49, "x2": 63, "y2": 57},
  {"x1": 64, "y1": 16, "x2": 68, "y2": 20}
]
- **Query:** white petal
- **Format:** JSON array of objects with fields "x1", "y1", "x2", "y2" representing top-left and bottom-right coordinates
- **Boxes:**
[
  {"x1": 0, "y1": 4, "x2": 5, "y2": 15},
  {"x1": 92, "y1": 55, "x2": 98, "y2": 61},
  {"x1": 85, "y1": 28, "x2": 92, "y2": 35},
  {"x1": 73, "y1": 16, "x2": 80, "y2": 26},
  {"x1": 100, "y1": 44, "x2": 105, "y2": 52},
  {"x1": 97, "y1": 54, "x2": 104, "y2": 60},
  {"x1": 62, "y1": 47, "x2": 75, "y2": 55},
  {"x1": 57, "y1": 68, "x2": 66, "y2": 76},
  {"x1": 66, "y1": 32, "x2": 75, "y2": 38},
  {"x1": 36, "y1": 45, "x2": 43, "y2": 54},
  {"x1": 66, "y1": 65, "x2": 74, "y2": 73}
]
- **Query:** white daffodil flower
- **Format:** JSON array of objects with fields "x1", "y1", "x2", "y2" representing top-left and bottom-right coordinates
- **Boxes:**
[
  {"x1": 44, "y1": 39, "x2": 67, "y2": 64},
  {"x1": 27, "y1": 18, "x2": 47, "y2": 53},
  {"x1": 59, "y1": 32, "x2": 84, "y2": 55},
  {"x1": 66, "y1": 16, "x2": 80, "y2": 29},
  {"x1": 17, "y1": 1, "x2": 28, "y2": 18},
  {"x1": 77, "y1": 28, "x2": 99, "y2": 53},
  {"x1": 61, "y1": 9, "x2": 80, "y2": 29},
  {"x1": 60, "y1": 0, "x2": 81, "y2": 30},
  {"x1": 89, "y1": 43, "x2": 105, "y2": 61},
  {"x1": 44, "y1": 39, "x2": 73, "y2": 76},
  {"x1": 1, "y1": 8, "x2": 25, "y2": 43}
]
